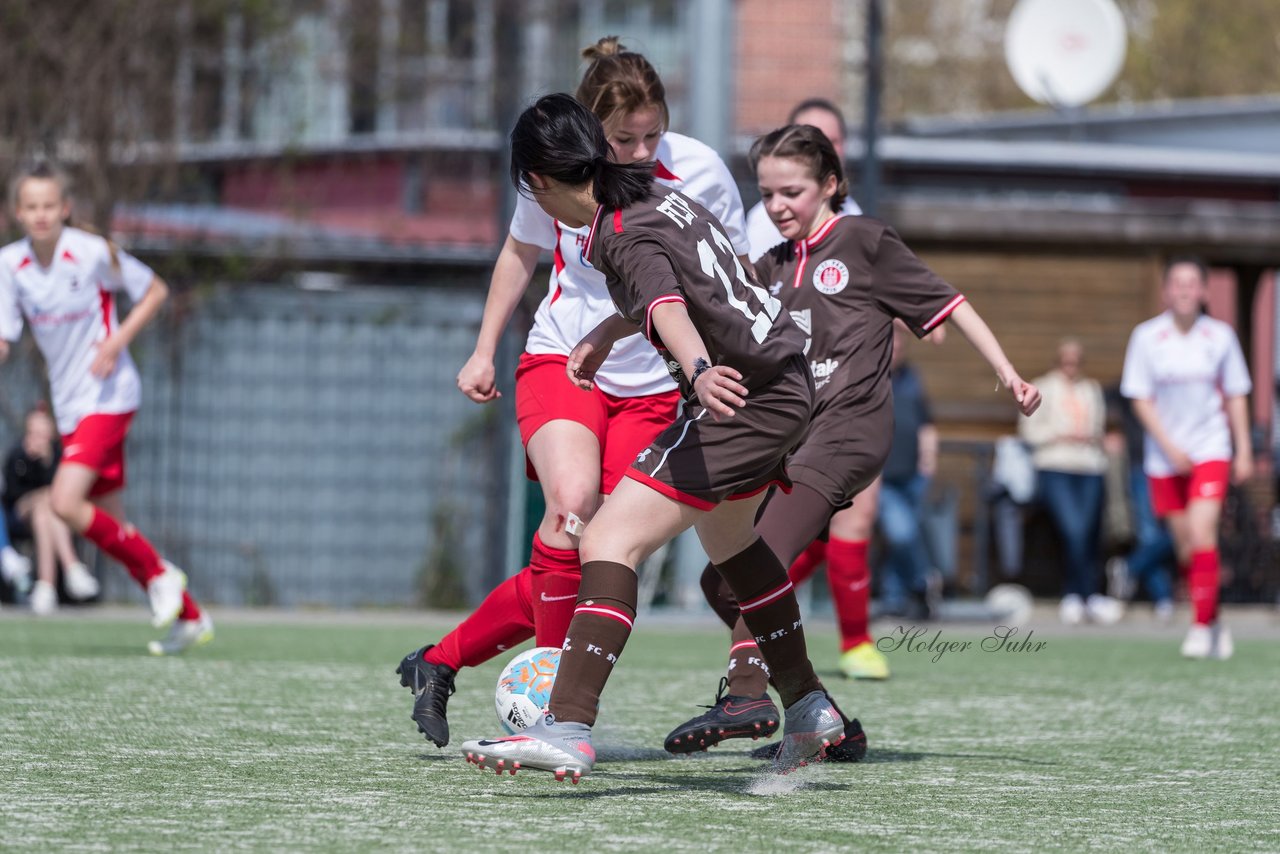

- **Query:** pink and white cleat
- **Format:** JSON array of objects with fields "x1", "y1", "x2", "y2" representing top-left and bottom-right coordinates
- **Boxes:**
[{"x1": 461, "y1": 712, "x2": 595, "y2": 783}]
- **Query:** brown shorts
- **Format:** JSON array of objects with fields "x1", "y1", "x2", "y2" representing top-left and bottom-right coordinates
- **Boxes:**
[
  {"x1": 787, "y1": 395, "x2": 892, "y2": 508},
  {"x1": 625, "y1": 355, "x2": 814, "y2": 510}
]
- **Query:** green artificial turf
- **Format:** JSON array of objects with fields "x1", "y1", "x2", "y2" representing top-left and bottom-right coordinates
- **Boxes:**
[{"x1": 1, "y1": 611, "x2": 1277, "y2": 852}]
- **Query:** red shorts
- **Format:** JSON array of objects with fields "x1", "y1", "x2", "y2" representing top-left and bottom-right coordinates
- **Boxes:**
[
  {"x1": 61, "y1": 412, "x2": 135, "y2": 498},
  {"x1": 514, "y1": 353, "x2": 680, "y2": 494},
  {"x1": 1148, "y1": 460, "x2": 1230, "y2": 518}
]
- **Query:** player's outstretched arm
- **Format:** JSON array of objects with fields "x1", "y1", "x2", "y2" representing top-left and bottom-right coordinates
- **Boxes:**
[
  {"x1": 946, "y1": 301, "x2": 1040, "y2": 416},
  {"x1": 649, "y1": 301, "x2": 746, "y2": 420},
  {"x1": 92, "y1": 275, "x2": 168, "y2": 378},
  {"x1": 457, "y1": 234, "x2": 542, "y2": 404},
  {"x1": 566, "y1": 313, "x2": 639, "y2": 391},
  {"x1": 1226, "y1": 395, "x2": 1253, "y2": 483}
]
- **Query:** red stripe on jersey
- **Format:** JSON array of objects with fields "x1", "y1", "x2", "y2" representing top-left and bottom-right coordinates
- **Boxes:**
[
  {"x1": 791, "y1": 240, "x2": 809, "y2": 289},
  {"x1": 98, "y1": 287, "x2": 113, "y2": 335},
  {"x1": 654, "y1": 161, "x2": 680, "y2": 182},
  {"x1": 624, "y1": 469, "x2": 717, "y2": 511},
  {"x1": 613, "y1": 209, "x2": 624, "y2": 233},
  {"x1": 583, "y1": 206, "x2": 606, "y2": 262},
  {"x1": 573, "y1": 604, "x2": 634, "y2": 629},
  {"x1": 922, "y1": 294, "x2": 966, "y2": 331},
  {"x1": 740, "y1": 580, "x2": 794, "y2": 613},
  {"x1": 550, "y1": 221, "x2": 566, "y2": 305},
  {"x1": 16, "y1": 256, "x2": 32, "y2": 271},
  {"x1": 804, "y1": 214, "x2": 845, "y2": 248},
  {"x1": 62, "y1": 249, "x2": 77, "y2": 264},
  {"x1": 645, "y1": 294, "x2": 687, "y2": 342}
]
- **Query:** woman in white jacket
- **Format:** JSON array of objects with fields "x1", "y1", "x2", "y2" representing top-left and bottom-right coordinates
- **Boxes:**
[{"x1": 1020, "y1": 339, "x2": 1122, "y2": 625}]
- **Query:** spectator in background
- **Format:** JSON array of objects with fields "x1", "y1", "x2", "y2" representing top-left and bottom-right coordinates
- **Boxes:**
[
  {"x1": 1020, "y1": 339, "x2": 1123, "y2": 625},
  {"x1": 1121, "y1": 258, "x2": 1252, "y2": 660},
  {"x1": 0, "y1": 481, "x2": 33, "y2": 595},
  {"x1": 876, "y1": 321, "x2": 940, "y2": 618},
  {"x1": 1106, "y1": 388, "x2": 1176, "y2": 619},
  {"x1": 2, "y1": 405, "x2": 99, "y2": 614}
]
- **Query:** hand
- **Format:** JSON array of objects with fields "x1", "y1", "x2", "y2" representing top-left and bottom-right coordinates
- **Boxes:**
[
  {"x1": 90, "y1": 337, "x2": 122, "y2": 378},
  {"x1": 1165, "y1": 447, "x2": 1194, "y2": 474},
  {"x1": 1003, "y1": 372, "x2": 1040, "y2": 416},
  {"x1": 1232, "y1": 453, "x2": 1253, "y2": 485},
  {"x1": 918, "y1": 454, "x2": 938, "y2": 478},
  {"x1": 694, "y1": 365, "x2": 748, "y2": 420},
  {"x1": 566, "y1": 332, "x2": 616, "y2": 392},
  {"x1": 925, "y1": 325, "x2": 946, "y2": 345},
  {"x1": 457, "y1": 352, "x2": 500, "y2": 403}
]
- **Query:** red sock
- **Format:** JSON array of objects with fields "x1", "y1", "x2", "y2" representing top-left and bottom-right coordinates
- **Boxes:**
[
  {"x1": 1188, "y1": 549, "x2": 1220, "y2": 626},
  {"x1": 826, "y1": 537, "x2": 871, "y2": 651},
  {"x1": 84, "y1": 508, "x2": 163, "y2": 587},
  {"x1": 425, "y1": 569, "x2": 535, "y2": 670},
  {"x1": 787, "y1": 539, "x2": 828, "y2": 586},
  {"x1": 529, "y1": 532, "x2": 583, "y2": 647},
  {"x1": 179, "y1": 593, "x2": 202, "y2": 622}
]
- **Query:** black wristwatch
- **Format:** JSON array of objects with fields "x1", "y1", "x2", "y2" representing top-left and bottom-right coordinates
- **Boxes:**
[{"x1": 690, "y1": 357, "x2": 712, "y2": 387}]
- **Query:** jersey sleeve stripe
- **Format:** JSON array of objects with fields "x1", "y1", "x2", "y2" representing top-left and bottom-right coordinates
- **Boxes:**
[
  {"x1": 645, "y1": 294, "x2": 688, "y2": 342},
  {"x1": 98, "y1": 288, "x2": 113, "y2": 335},
  {"x1": 922, "y1": 294, "x2": 967, "y2": 331}
]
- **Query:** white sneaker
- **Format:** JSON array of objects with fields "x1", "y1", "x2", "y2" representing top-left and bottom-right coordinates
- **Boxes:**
[
  {"x1": 1, "y1": 546, "x2": 33, "y2": 594},
  {"x1": 1181, "y1": 624, "x2": 1213, "y2": 659},
  {"x1": 147, "y1": 612, "x2": 214, "y2": 656},
  {"x1": 1059, "y1": 594, "x2": 1085, "y2": 625},
  {"x1": 1085, "y1": 594, "x2": 1124, "y2": 625},
  {"x1": 1211, "y1": 624, "x2": 1234, "y2": 661},
  {"x1": 146, "y1": 562, "x2": 188, "y2": 628},
  {"x1": 62, "y1": 562, "x2": 100, "y2": 600},
  {"x1": 30, "y1": 580, "x2": 57, "y2": 616}
]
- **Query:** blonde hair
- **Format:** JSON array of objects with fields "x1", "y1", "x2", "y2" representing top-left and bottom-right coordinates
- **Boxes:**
[
  {"x1": 575, "y1": 36, "x2": 670, "y2": 134},
  {"x1": 8, "y1": 160, "x2": 71, "y2": 211}
]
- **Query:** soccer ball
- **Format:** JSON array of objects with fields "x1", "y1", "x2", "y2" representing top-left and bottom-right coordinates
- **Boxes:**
[{"x1": 495, "y1": 646, "x2": 561, "y2": 734}]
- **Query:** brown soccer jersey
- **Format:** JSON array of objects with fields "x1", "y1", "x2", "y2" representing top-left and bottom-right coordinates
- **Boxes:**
[
  {"x1": 753, "y1": 214, "x2": 965, "y2": 504},
  {"x1": 586, "y1": 186, "x2": 813, "y2": 508}
]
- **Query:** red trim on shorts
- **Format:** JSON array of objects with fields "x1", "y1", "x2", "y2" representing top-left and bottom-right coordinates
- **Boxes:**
[
  {"x1": 624, "y1": 469, "x2": 717, "y2": 511},
  {"x1": 613, "y1": 209, "x2": 624, "y2": 233},
  {"x1": 654, "y1": 161, "x2": 680, "y2": 182},
  {"x1": 922, "y1": 294, "x2": 966, "y2": 331},
  {"x1": 727, "y1": 479, "x2": 792, "y2": 502}
]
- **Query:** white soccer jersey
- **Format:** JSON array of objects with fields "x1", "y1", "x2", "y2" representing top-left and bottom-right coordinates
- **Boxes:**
[
  {"x1": 0, "y1": 228, "x2": 156, "y2": 434},
  {"x1": 745, "y1": 196, "x2": 863, "y2": 262},
  {"x1": 1120, "y1": 311, "x2": 1252, "y2": 476},
  {"x1": 511, "y1": 131, "x2": 748, "y2": 398}
]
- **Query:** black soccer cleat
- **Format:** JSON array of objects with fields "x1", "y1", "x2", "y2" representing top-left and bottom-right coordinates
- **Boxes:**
[
  {"x1": 396, "y1": 645, "x2": 457, "y2": 748},
  {"x1": 750, "y1": 715, "x2": 867, "y2": 762},
  {"x1": 663, "y1": 677, "x2": 780, "y2": 754}
]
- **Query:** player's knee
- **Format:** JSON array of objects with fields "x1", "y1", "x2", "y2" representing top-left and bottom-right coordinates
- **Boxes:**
[
  {"x1": 542, "y1": 481, "x2": 598, "y2": 525},
  {"x1": 48, "y1": 487, "x2": 82, "y2": 524}
]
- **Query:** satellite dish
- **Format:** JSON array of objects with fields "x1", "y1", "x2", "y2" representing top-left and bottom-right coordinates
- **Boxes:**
[{"x1": 1004, "y1": 0, "x2": 1127, "y2": 108}]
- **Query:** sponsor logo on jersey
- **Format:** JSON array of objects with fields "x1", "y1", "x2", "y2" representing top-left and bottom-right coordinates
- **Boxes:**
[
  {"x1": 810, "y1": 357, "x2": 839, "y2": 390},
  {"x1": 574, "y1": 232, "x2": 593, "y2": 268},
  {"x1": 812, "y1": 259, "x2": 849, "y2": 295}
]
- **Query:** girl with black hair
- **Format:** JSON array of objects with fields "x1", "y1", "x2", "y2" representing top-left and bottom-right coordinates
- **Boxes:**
[{"x1": 459, "y1": 94, "x2": 845, "y2": 783}]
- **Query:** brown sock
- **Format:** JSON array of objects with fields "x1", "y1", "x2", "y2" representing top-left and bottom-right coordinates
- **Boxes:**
[
  {"x1": 725, "y1": 618, "x2": 771, "y2": 698},
  {"x1": 715, "y1": 537, "x2": 822, "y2": 708},
  {"x1": 546, "y1": 561, "x2": 637, "y2": 727}
]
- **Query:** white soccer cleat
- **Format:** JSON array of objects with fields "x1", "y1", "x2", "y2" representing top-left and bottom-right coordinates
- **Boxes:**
[
  {"x1": 774, "y1": 690, "x2": 846, "y2": 774},
  {"x1": 1211, "y1": 624, "x2": 1234, "y2": 661},
  {"x1": 1059, "y1": 594, "x2": 1084, "y2": 626},
  {"x1": 146, "y1": 561, "x2": 188, "y2": 628},
  {"x1": 1, "y1": 546, "x2": 33, "y2": 594},
  {"x1": 29, "y1": 580, "x2": 58, "y2": 616},
  {"x1": 1180, "y1": 624, "x2": 1213, "y2": 659},
  {"x1": 461, "y1": 712, "x2": 595, "y2": 783},
  {"x1": 1085, "y1": 594, "x2": 1124, "y2": 625},
  {"x1": 148, "y1": 612, "x2": 215, "y2": 656},
  {"x1": 62, "y1": 562, "x2": 100, "y2": 600}
]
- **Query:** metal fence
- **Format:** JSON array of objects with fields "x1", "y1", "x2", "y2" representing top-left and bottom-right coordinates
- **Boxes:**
[{"x1": 1, "y1": 281, "x2": 516, "y2": 609}]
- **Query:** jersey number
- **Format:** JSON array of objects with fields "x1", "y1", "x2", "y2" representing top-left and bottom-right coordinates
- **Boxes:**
[{"x1": 696, "y1": 225, "x2": 782, "y2": 344}]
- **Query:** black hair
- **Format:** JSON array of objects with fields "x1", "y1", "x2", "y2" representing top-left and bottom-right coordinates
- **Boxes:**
[
  {"x1": 787, "y1": 97, "x2": 847, "y2": 139},
  {"x1": 749, "y1": 124, "x2": 848, "y2": 214},
  {"x1": 510, "y1": 93, "x2": 654, "y2": 211},
  {"x1": 1163, "y1": 255, "x2": 1209, "y2": 284}
]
